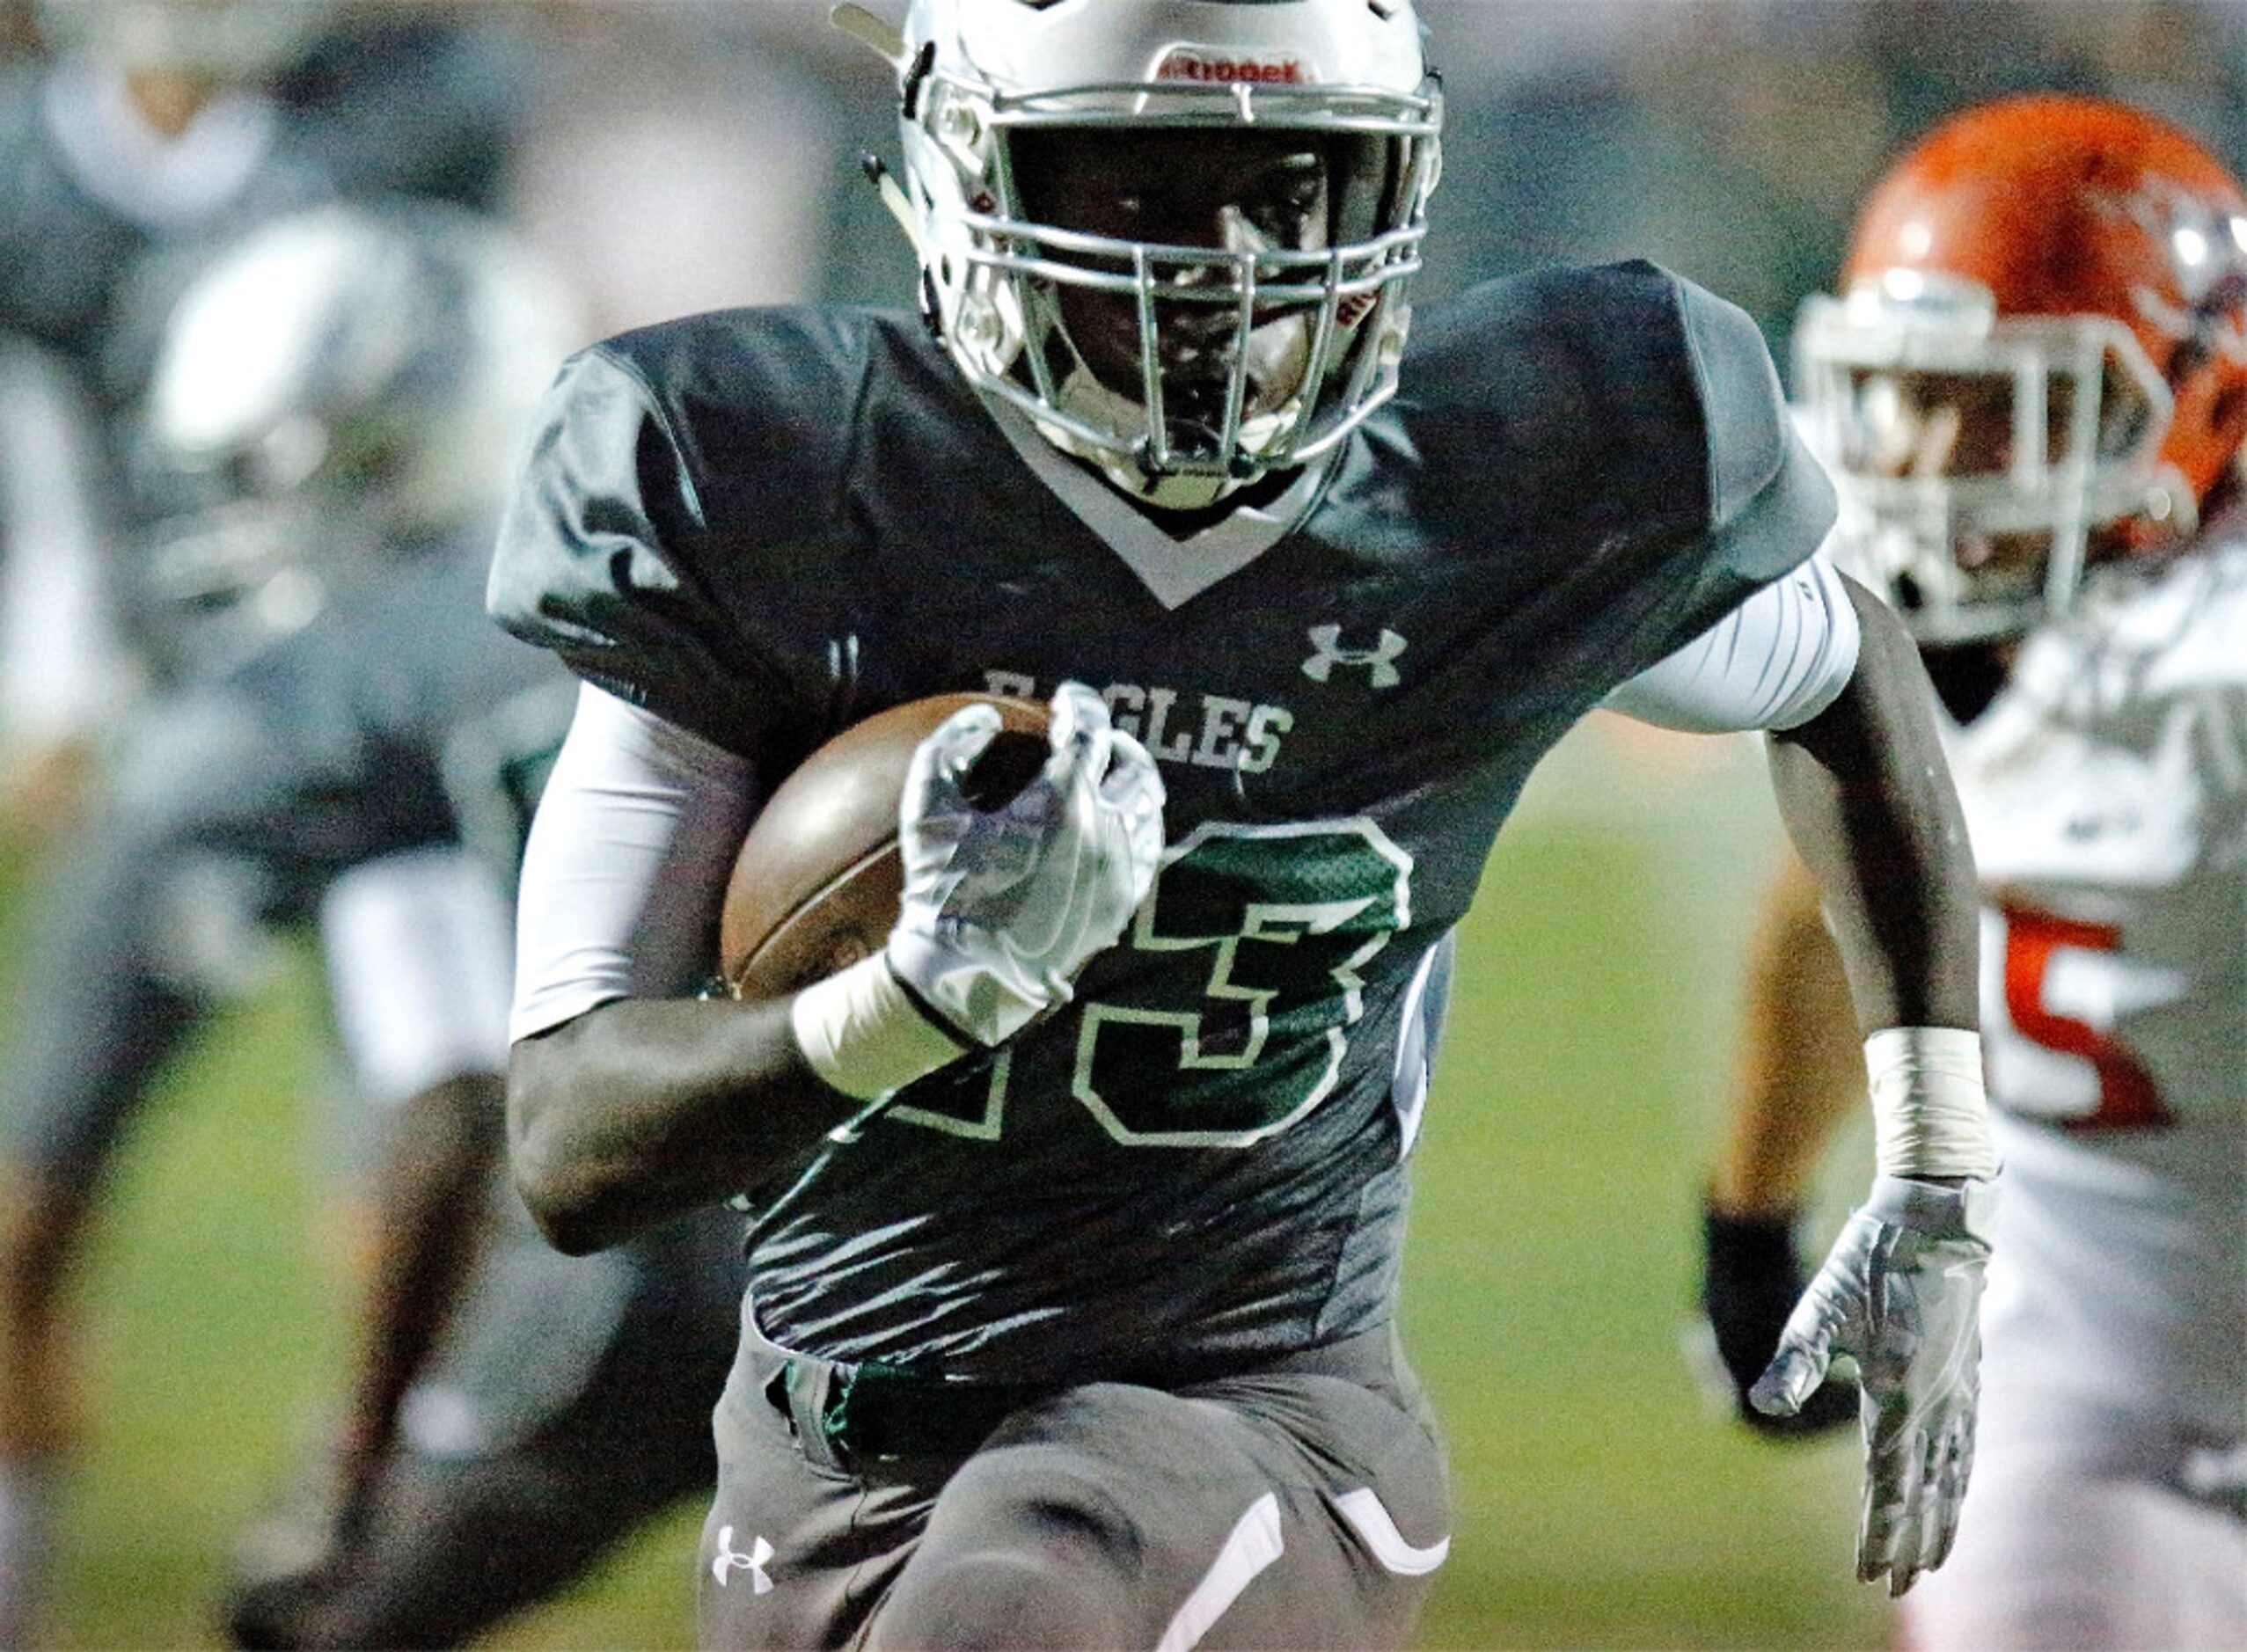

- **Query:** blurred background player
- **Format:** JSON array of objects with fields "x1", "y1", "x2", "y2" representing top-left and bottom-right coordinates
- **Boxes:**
[
  {"x1": 0, "y1": 7, "x2": 534, "y2": 1641},
  {"x1": 217, "y1": 589, "x2": 746, "y2": 1651},
  {"x1": 0, "y1": 334, "x2": 115, "y2": 835},
  {"x1": 0, "y1": 0, "x2": 531, "y2": 815},
  {"x1": 1698, "y1": 94, "x2": 2247, "y2": 1651},
  {"x1": 0, "y1": 9, "x2": 846, "y2": 1647},
  {"x1": 0, "y1": 198, "x2": 581, "y2": 1648}
]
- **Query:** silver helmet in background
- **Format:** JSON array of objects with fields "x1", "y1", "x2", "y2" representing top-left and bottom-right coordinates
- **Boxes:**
[{"x1": 135, "y1": 201, "x2": 584, "y2": 670}]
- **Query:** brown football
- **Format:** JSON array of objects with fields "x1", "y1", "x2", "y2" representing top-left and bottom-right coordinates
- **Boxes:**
[{"x1": 719, "y1": 692, "x2": 1050, "y2": 1000}]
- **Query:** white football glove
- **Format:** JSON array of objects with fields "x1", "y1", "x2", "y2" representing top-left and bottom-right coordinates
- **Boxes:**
[
  {"x1": 886, "y1": 681, "x2": 1165, "y2": 1048},
  {"x1": 1751, "y1": 1173, "x2": 1998, "y2": 1597}
]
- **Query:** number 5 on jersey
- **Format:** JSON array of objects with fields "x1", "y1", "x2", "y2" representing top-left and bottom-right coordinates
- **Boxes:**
[{"x1": 1988, "y1": 900, "x2": 2176, "y2": 1131}]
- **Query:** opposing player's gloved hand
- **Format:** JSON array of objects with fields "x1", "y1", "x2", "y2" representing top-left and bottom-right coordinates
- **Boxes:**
[
  {"x1": 1752, "y1": 1173, "x2": 1997, "y2": 1597},
  {"x1": 1695, "y1": 1197, "x2": 1859, "y2": 1437},
  {"x1": 888, "y1": 681, "x2": 1165, "y2": 1046}
]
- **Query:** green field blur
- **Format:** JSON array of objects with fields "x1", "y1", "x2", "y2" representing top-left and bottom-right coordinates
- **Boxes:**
[{"x1": 20, "y1": 719, "x2": 1888, "y2": 1651}]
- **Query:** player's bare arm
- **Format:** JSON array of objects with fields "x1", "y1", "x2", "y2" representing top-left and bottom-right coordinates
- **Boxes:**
[
  {"x1": 1764, "y1": 573, "x2": 1978, "y2": 1040},
  {"x1": 508, "y1": 998, "x2": 842, "y2": 1256},
  {"x1": 1693, "y1": 855, "x2": 1866, "y2": 1436},
  {"x1": 1746, "y1": 574, "x2": 2001, "y2": 1595},
  {"x1": 1692, "y1": 592, "x2": 1955, "y2": 1442},
  {"x1": 1710, "y1": 857, "x2": 1862, "y2": 1218}
]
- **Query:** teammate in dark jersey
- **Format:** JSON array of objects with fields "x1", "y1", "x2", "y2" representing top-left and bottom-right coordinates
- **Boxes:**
[
  {"x1": 0, "y1": 1, "x2": 533, "y2": 825},
  {"x1": 0, "y1": 201, "x2": 588, "y2": 1649},
  {"x1": 0, "y1": 1, "x2": 524, "y2": 407},
  {"x1": 489, "y1": 2, "x2": 2002, "y2": 1644}
]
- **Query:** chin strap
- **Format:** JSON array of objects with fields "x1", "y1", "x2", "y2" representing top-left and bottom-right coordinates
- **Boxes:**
[{"x1": 856, "y1": 154, "x2": 926, "y2": 262}]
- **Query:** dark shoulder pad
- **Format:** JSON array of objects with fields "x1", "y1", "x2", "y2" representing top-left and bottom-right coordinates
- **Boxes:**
[
  {"x1": 1390, "y1": 262, "x2": 1832, "y2": 669},
  {"x1": 487, "y1": 326, "x2": 786, "y2": 755},
  {"x1": 594, "y1": 306, "x2": 894, "y2": 533},
  {"x1": 488, "y1": 306, "x2": 945, "y2": 758},
  {"x1": 1400, "y1": 261, "x2": 1796, "y2": 536},
  {"x1": 1672, "y1": 278, "x2": 1791, "y2": 543},
  {"x1": 1394, "y1": 261, "x2": 1720, "y2": 551}
]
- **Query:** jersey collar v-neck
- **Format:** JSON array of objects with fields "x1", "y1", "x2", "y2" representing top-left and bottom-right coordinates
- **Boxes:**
[{"x1": 980, "y1": 393, "x2": 1337, "y2": 611}]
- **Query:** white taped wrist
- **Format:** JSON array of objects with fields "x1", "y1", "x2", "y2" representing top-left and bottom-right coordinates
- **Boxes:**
[
  {"x1": 790, "y1": 954, "x2": 968, "y2": 1101},
  {"x1": 1864, "y1": 1027, "x2": 2000, "y2": 1181}
]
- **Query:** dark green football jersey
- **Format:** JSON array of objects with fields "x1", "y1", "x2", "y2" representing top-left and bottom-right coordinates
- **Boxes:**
[{"x1": 489, "y1": 261, "x2": 1835, "y2": 1381}]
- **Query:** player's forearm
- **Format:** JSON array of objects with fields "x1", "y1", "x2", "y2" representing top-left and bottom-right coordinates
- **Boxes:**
[
  {"x1": 1764, "y1": 575, "x2": 1979, "y2": 1036},
  {"x1": 506, "y1": 996, "x2": 860, "y2": 1254},
  {"x1": 1711, "y1": 854, "x2": 1867, "y2": 1215}
]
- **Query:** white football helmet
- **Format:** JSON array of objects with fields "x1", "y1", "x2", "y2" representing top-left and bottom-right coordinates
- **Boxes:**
[
  {"x1": 857, "y1": 0, "x2": 1441, "y2": 507},
  {"x1": 138, "y1": 201, "x2": 582, "y2": 665}
]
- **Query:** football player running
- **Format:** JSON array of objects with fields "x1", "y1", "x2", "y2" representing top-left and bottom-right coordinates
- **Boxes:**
[
  {"x1": 489, "y1": 2, "x2": 1999, "y2": 1644},
  {"x1": 1699, "y1": 95, "x2": 2247, "y2": 1650}
]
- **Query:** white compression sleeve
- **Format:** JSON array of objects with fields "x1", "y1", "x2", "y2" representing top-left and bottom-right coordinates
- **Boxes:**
[
  {"x1": 1602, "y1": 545, "x2": 1862, "y2": 734},
  {"x1": 509, "y1": 683, "x2": 758, "y2": 1042}
]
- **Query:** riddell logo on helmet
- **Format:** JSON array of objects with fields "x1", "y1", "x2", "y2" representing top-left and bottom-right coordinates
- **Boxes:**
[{"x1": 1153, "y1": 47, "x2": 1314, "y2": 86}]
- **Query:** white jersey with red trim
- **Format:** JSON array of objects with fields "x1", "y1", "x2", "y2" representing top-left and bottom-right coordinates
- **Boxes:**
[{"x1": 1948, "y1": 527, "x2": 2247, "y2": 1436}]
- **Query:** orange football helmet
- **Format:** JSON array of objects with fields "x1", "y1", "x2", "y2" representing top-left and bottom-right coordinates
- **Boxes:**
[{"x1": 1795, "y1": 95, "x2": 2247, "y2": 641}]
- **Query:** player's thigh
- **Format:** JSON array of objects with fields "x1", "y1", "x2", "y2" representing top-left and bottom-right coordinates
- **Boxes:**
[
  {"x1": 1906, "y1": 1438, "x2": 2247, "y2": 1652},
  {"x1": 882, "y1": 1372, "x2": 1449, "y2": 1652},
  {"x1": 316, "y1": 1221, "x2": 742, "y2": 1646},
  {"x1": 308, "y1": 1449, "x2": 694, "y2": 1648}
]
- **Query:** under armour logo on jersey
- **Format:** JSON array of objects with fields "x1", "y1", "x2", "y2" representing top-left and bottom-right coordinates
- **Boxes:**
[
  {"x1": 1302, "y1": 625, "x2": 1407, "y2": 688},
  {"x1": 712, "y1": 1525, "x2": 774, "y2": 1593}
]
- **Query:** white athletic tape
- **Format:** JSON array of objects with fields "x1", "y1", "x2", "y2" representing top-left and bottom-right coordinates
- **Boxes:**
[
  {"x1": 1864, "y1": 1026, "x2": 2000, "y2": 1182},
  {"x1": 790, "y1": 954, "x2": 966, "y2": 1101}
]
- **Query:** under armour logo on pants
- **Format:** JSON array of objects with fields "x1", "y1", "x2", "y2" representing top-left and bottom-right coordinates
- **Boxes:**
[{"x1": 712, "y1": 1525, "x2": 774, "y2": 1594}]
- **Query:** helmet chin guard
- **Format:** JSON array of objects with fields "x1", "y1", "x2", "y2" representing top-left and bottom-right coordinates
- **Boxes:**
[{"x1": 859, "y1": 0, "x2": 1441, "y2": 507}]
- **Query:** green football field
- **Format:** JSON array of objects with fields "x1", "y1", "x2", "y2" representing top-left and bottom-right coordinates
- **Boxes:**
[{"x1": 20, "y1": 719, "x2": 1891, "y2": 1651}]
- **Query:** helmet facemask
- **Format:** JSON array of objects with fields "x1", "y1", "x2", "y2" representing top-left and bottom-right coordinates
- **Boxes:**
[
  {"x1": 1797, "y1": 272, "x2": 2183, "y2": 645},
  {"x1": 890, "y1": 2, "x2": 1441, "y2": 509}
]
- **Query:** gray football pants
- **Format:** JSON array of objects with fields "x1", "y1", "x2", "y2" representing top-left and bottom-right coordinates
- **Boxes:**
[{"x1": 699, "y1": 1316, "x2": 1453, "y2": 1650}]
